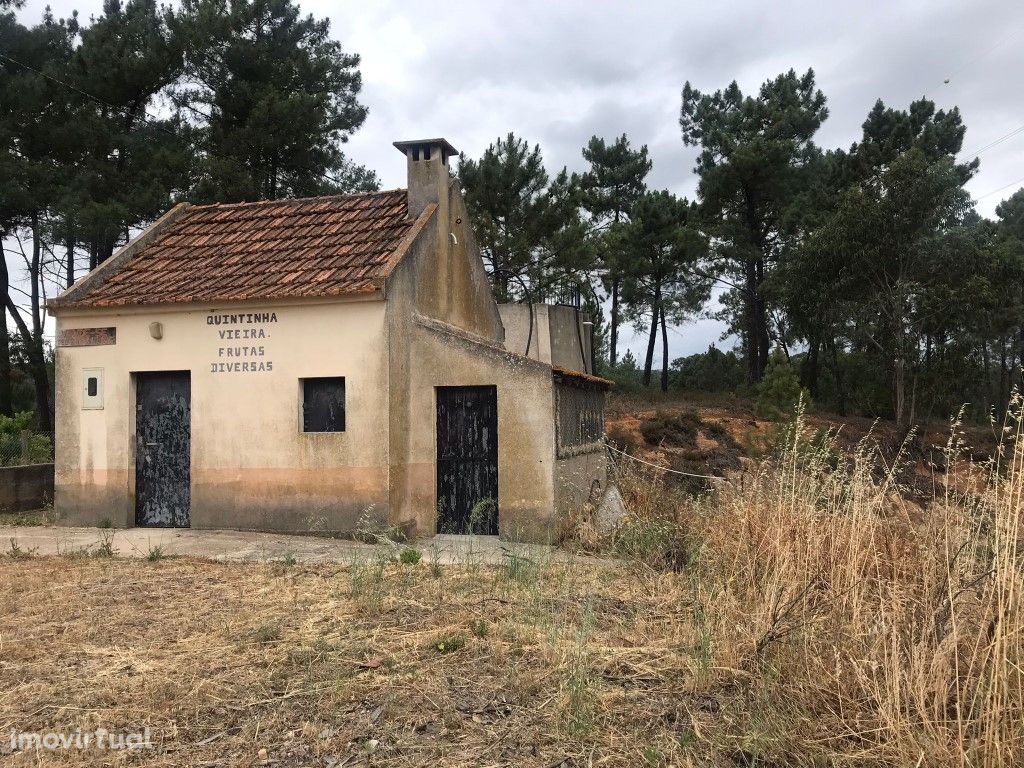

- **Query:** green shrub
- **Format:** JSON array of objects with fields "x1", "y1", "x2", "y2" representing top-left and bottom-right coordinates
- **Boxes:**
[
  {"x1": 0, "y1": 412, "x2": 52, "y2": 466},
  {"x1": 605, "y1": 350, "x2": 642, "y2": 392},
  {"x1": 671, "y1": 345, "x2": 745, "y2": 391},
  {"x1": 470, "y1": 619, "x2": 488, "y2": 638},
  {"x1": 399, "y1": 548, "x2": 422, "y2": 565},
  {"x1": 432, "y1": 634, "x2": 465, "y2": 654}
]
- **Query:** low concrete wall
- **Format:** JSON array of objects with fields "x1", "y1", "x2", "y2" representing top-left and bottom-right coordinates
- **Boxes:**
[
  {"x1": 0, "y1": 463, "x2": 54, "y2": 512},
  {"x1": 554, "y1": 450, "x2": 607, "y2": 521}
]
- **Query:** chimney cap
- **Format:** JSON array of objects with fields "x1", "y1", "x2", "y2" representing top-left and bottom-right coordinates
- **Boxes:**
[{"x1": 393, "y1": 138, "x2": 459, "y2": 161}]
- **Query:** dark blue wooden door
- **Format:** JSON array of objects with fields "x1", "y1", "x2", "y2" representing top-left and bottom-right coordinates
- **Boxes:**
[
  {"x1": 135, "y1": 371, "x2": 191, "y2": 527},
  {"x1": 436, "y1": 386, "x2": 498, "y2": 535}
]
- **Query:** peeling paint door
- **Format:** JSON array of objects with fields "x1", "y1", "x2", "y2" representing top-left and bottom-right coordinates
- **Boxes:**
[
  {"x1": 436, "y1": 386, "x2": 498, "y2": 535},
  {"x1": 135, "y1": 371, "x2": 191, "y2": 527}
]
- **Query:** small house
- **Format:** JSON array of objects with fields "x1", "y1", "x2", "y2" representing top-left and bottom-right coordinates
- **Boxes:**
[{"x1": 48, "y1": 138, "x2": 610, "y2": 542}]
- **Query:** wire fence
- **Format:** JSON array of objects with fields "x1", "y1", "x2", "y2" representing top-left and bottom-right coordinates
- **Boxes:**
[{"x1": 0, "y1": 430, "x2": 55, "y2": 467}]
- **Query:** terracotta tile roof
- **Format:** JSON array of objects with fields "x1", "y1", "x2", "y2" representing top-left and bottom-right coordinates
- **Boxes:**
[{"x1": 56, "y1": 190, "x2": 418, "y2": 308}]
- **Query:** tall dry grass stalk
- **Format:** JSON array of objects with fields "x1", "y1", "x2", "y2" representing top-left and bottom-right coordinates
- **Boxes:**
[{"x1": 680, "y1": 402, "x2": 1023, "y2": 765}]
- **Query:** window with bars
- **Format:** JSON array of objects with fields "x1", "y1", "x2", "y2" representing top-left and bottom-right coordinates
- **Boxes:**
[{"x1": 555, "y1": 381, "x2": 605, "y2": 456}]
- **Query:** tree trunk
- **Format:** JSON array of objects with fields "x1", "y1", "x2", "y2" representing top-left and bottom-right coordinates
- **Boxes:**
[
  {"x1": 894, "y1": 355, "x2": 905, "y2": 428},
  {"x1": 908, "y1": 372, "x2": 918, "y2": 428},
  {"x1": 800, "y1": 337, "x2": 820, "y2": 399},
  {"x1": 829, "y1": 338, "x2": 847, "y2": 417},
  {"x1": 642, "y1": 293, "x2": 659, "y2": 387},
  {"x1": 744, "y1": 258, "x2": 758, "y2": 384},
  {"x1": 0, "y1": 232, "x2": 13, "y2": 416},
  {"x1": 999, "y1": 337, "x2": 1010, "y2": 421},
  {"x1": 66, "y1": 218, "x2": 75, "y2": 288},
  {"x1": 5, "y1": 298, "x2": 51, "y2": 432},
  {"x1": 659, "y1": 303, "x2": 670, "y2": 392},
  {"x1": 609, "y1": 275, "x2": 619, "y2": 367},
  {"x1": 30, "y1": 212, "x2": 42, "y2": 340},
  {"x1": 981, "y1": 338, "x2": 992, "y2": 418},
  {"x1": 754, "y1": 257, "x2": 770, "y2": 379},
  {"x1": 97, "y1": 238, "x2": 115, "y2": 266}
]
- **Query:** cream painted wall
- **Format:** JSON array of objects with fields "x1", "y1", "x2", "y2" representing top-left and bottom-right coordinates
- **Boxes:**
[{"x1": 54, "y1": 297, "x2": 390, "y2": 532}]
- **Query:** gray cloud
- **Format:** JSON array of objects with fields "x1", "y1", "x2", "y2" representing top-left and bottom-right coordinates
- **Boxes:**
[{"x1": 18, "y1": 0, "x2": 1024, "y2": 360}]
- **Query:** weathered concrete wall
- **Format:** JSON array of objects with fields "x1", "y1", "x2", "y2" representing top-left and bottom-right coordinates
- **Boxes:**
[
  {"x1": 54, "y1": 298, "x2": 389, "y2": 533},
  {"x1": 415, "y1": 183, "x2": 506, "y2": 343},
  {"x1": 497, "y1": 303, "x2": 549, "y2": 361},
  {"x1": 498, "y1": 303, "x2": 593, "y2": 374},
  {"x1": 387, "y1": 198, "x2": 560, "y2": 542},
  {"x1": 408, "y1": 319, "x2": 558, "y2": 541},
  {"x1": 547, "y1": 305, "x2": 592, "y2": 373},
  {"x1": 554, "y1": 450, "x2": 607, "y2": 523},
  {"x1": 0, "y1": 463, "x2": 54, "y2": 512}
]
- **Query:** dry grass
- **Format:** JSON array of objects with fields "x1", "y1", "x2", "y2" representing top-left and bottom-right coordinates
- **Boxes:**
[
  {"x1": 0, "y1": 406, "x2": 1021, "y2": 766},
  {"x1": 604, "y1": 401, "x2": 1023, "y2": 767},
  {"x1": 0, "y1": 548, "x2": 713, "y2": 766}
]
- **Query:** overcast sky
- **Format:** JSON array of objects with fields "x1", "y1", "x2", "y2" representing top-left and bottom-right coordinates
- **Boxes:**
[{"x1": 17, "y1": 0, "x2": 1024, "y2": 360}]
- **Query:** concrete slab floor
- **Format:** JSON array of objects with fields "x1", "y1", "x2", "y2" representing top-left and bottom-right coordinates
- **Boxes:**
[{"x1": 0, "y1": 526, "x2": 575, "y2": 566}]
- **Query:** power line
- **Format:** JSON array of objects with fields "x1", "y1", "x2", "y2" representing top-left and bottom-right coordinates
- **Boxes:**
[
  {"x1": 960, "y1": 121, "x2": 1024, "y2": 162},
  {"x1": 975, "y1": 175, "x2": 1024, "y2": 202},
  {"x1": 0, "y1": 51, "x2": 178, "y2": 137}
]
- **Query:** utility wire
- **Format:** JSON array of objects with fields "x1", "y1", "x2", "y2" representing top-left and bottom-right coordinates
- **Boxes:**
[
  {"x1": 0, "y1": 51, "x2": 178, "y2": 137},
  {"x1": 960, "y1": 121, "x2": 1024, "y2": 162},
  {"x1": 975, "y1": 175, "x2": 1024, "y2": 201}
]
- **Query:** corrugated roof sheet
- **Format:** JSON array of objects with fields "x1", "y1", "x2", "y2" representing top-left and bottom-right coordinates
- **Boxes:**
[
  {"x1": 552, "y1": 366, "x2": 614, "y2": 390},
  {"x1": 59, "y1": 190, "x2": 415, "y2": 308}
]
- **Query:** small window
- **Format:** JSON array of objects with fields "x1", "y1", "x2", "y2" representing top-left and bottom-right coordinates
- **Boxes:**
[
  {"x1": 302, "y1": 377, "x2": 345, "y2": 432},
  {"x1": 555, "y1": 381, "x2": 604, "y2": 456},
  {"x1": 83, "y1": 368, "x2": 104, "y2": 410}
]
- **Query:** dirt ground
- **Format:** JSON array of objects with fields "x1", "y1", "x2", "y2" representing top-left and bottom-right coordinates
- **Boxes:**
[
  {"x1": 605, "y1": 390, "x2": 997, "y2": 498},
  {"x1": 0, "y1": 552, "x2": 720, "y2": 768}
]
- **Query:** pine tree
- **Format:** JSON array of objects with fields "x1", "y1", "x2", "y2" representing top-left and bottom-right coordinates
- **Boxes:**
[
  {"x1": 177, "y1": 0, "x2": 376, "y2": 202},
  {"x1": 756, "y1": 348, "x2": 806, "y2": 419},
  {"x1": 458, "y1": 134, "x2": 586, "y2": 302},
  {"x1": 0, "y1": 6, "x2": 80, "y2": 427},
  {"x1": 578, "y1": 135, "x2": 651, "y2": 366},
  {"x1": 619, "y1": 191, "x2": 711, "y2": 392},
  {"x1": 67, "y1": 0, "x2": 191, "y2": 267},
  {"x1": 681, "y1": 69, "x2": 827, "y2": 384}
]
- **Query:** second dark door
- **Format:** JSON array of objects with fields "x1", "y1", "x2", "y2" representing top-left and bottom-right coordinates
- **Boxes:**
[
  {"x1": 135, "y1": 371, "x2": 191, "y2": 527},
  {"x1": 436, "y1": 386, "x2": 498, "y2": 535}
]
